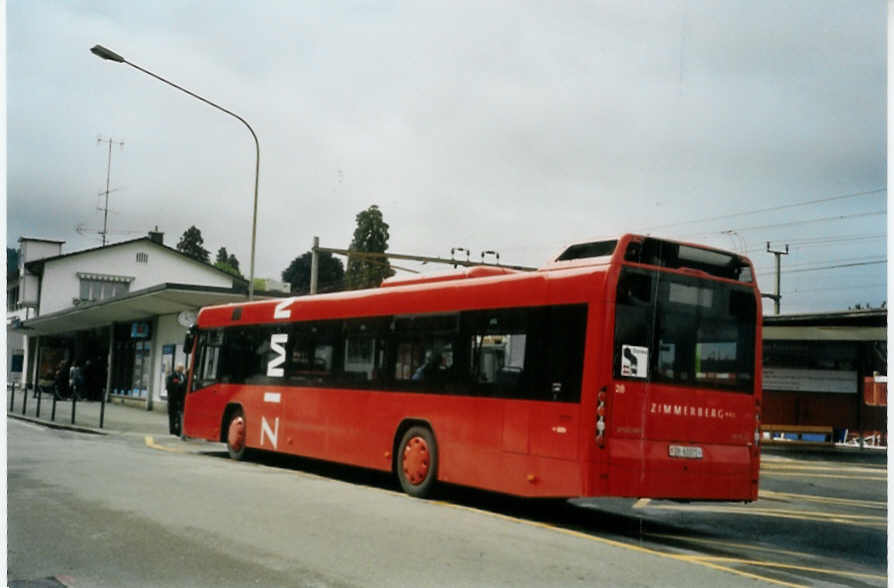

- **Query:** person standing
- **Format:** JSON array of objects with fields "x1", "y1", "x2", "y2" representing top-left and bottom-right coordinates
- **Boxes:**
[
  {"x1": 166, "y1": 364, "x2": 187, "y2": 436},
  {"x1": 69, "y1": 361, "x2": 84, "y2": 401}
]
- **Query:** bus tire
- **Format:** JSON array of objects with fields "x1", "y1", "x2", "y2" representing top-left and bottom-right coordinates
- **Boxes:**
[
  {"x1": 397, "y1": 426, "x2": 438, "y2": 498},
  {"x1": 226, "y1": 408, "x2": 248, "y2": 461}
]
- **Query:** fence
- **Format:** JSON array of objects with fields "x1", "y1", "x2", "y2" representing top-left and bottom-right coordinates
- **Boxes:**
[{"x1": 6, "y1": 381, "x2": 169, "y2": 437}]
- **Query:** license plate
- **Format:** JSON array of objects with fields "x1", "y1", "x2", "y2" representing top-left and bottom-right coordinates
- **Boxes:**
[{"x1": 668, "y1": 445, "x2": 703, "y2": 459}]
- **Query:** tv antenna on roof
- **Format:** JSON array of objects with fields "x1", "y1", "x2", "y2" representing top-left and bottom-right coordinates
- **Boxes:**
[{"x1": 97, "y1": 135, "x2": 125, "y2": 246}]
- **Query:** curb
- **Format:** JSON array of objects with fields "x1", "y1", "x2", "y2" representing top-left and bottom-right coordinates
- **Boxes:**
[
  {"x1": 8, "y1": 413, "x2": 110, "y2": 436},
  {"x1": 761, "y1": 444, "x2": 887, "y2": 463}
]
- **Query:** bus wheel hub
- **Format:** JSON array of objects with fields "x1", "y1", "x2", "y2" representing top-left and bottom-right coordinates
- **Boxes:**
[
  {"x1": 228, "y1": 417, "x2": 245, "y2": 451},
  {"x1": 402, "y1": 436, "x2": 430, "y2": 485}
]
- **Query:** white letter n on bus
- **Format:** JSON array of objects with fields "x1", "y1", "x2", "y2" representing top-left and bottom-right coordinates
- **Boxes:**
[{"x1": 261, "y1": 417, "x2": 279, "y2": 449}]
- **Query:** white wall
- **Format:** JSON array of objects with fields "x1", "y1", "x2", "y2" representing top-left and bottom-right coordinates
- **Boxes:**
[
  {"x1": 19, "y1": 239, "x2": 63, "y2": 307},
  {"x1": 151, "y1": 313, "x2": 191, "y2": 405},
  {"x1": 39, "y1": 240, "x2": 235, "y2": 315}
]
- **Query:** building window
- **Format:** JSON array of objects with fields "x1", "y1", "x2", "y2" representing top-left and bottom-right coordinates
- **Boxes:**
[
  {"x1": 136, "y1": 252, "x2": 149, "y2": 264},
  {"x1": 77, "y1": 273, "x2": 133, "y2": 302},
  {"x1": 7, "y1": 284, "x2": 19, "y2": 310}
]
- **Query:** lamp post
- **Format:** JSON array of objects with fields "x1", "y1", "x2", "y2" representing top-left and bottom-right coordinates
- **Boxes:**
[{"x1": 90, "y1": 44, "x2": 260, "y2": 300}]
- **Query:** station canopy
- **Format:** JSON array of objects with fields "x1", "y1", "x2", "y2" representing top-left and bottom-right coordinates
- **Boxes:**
[{"x1": 10, "y1": 283, "x2": 272, "y2": 336}]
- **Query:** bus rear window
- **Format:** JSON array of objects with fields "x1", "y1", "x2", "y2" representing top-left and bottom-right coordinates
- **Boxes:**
[
  {"x1": 625, "y1": 238, "x2": 753, "y2": 282},
  {"x1": 614, "y1": 267, "x2": 756, "y2": 392}
]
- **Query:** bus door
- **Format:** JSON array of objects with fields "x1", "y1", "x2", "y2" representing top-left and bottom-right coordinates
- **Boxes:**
[{"x1": 184, "y1": 328, "x2": 226, "y2": 440}]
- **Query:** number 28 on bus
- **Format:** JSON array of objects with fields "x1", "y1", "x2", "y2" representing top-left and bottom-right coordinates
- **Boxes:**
[{"x1": 183, "y1": 235, "x2": 762, "y2": 501}]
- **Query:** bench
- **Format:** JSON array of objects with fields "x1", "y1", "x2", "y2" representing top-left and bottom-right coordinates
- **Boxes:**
[{"x1": 760, "y1": 424, "x2": 834, "y2": 445}]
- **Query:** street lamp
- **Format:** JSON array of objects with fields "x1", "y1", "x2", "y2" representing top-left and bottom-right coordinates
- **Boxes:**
[{"x1": 90, "y1": 44, "x2": 261, "y2": 300}]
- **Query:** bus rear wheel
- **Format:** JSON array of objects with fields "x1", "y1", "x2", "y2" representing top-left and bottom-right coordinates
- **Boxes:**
[
  {"x1": 226, "y1": 409, "x2": 247, "y2": 461},
  {"x1": 397, "y1": 426, "x2": 438, "y2": 498}
]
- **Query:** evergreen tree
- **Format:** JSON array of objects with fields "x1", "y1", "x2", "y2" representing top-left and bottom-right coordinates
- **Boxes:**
[
  {"x1": 212, "y1": 247, "x2": 242, "y2": 277},
  {"x1": 176, "y1": 226, "x2": 210, "y2": 263},
  {"x1": 282, "y1": 251, "x2": 345, "y2": 294},
  {"x1": 227, "y1": 253, "x2": 240, "y2": 272},
  {"x1": 344, "y1": 205, "x2": 394, "y2": 290}
]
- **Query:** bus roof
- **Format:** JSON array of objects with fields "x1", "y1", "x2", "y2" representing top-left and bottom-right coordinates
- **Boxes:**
[{"x1": 194, "y1": 234, "x2": 755, "y2": 328}]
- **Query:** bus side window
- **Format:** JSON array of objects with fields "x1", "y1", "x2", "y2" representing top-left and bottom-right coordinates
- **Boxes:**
[
  {"x1": 343, "y1": 317, "x2": 388, "y2": 386},
  {"x1": 218, "y1": 326, "x2": 278, "y2": 385},
  {"x1": 390, "y1": 314, "x2": 459, "y2": 391},
  {"x1": 466, "y1": 308, "x2": 529, "y2": 398},
  {"x1": 287, "y1": 321, "x2": 340, "y2": 386},
  {"x1": 541, "y1": 305, "x2": 587, "y2": 402}
]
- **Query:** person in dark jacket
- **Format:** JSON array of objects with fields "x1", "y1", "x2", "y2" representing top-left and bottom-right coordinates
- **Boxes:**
[{"x1": 166, "y1": 364, "x2": 186, "y2": 436}]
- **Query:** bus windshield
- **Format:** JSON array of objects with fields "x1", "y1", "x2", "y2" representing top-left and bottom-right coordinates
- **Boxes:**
[{"x1": 614, "y1": 267, "x2": 756, "y2": 392}]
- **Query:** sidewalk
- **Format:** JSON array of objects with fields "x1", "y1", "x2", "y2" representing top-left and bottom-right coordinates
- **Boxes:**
[{"x1": 6, "y1": 386, "x2": 170, "y2": 438}]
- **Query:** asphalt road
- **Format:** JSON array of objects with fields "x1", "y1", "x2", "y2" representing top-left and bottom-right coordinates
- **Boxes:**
[{"x1": 7, "y1": 418, "x2": 887, "y2": 587}]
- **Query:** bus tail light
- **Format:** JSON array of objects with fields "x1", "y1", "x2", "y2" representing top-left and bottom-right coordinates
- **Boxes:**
[
  {"x1": 596, "y1": 388, "x2": 607, "y2": 446},
  {"x1": 754, "y1": 409, "x2": 761, "y2": 446}
]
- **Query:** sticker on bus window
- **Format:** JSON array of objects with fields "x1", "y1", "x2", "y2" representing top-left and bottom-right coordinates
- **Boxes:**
[{"x1": 621, "y1": 345, "x2": 649, "y2": 378}]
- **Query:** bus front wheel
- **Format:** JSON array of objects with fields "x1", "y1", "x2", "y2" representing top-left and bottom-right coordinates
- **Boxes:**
[
  {"x1": 397, "y1": 426, "x2": 438, "y2": 498},
  {"x1": 226, "y1": 409, "x2": 247, "y2": 461}
]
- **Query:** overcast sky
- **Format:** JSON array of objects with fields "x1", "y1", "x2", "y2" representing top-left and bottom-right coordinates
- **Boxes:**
[{"x1": 5, "y1": 1, "x2": 887, "y2": 313}]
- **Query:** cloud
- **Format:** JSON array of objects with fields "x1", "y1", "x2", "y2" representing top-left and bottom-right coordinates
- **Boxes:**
[{"x1": 6, "y1": 0, "x2": 886, "y2": 312}]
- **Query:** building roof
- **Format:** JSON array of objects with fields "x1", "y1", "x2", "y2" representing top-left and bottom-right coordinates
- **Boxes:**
[
  {"x1": 18, "y1": 236, "x2": 66, "y2": 244},
  {"x1": 23, "y1": 236, "x2": 246, "y2": 285},
  {"x1": 9, "y1": 282, "x2": 286, "y2": 336},
  {"x1": 764, "y1": 308, "x2": 887, "y2": 328}
]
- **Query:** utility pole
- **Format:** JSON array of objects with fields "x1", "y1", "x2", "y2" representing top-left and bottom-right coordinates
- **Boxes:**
[
  {"x1": 97, "y1": 136, "x2": 125, "y2": 246},
  {"x1": 310, "y1": 236, "x2": 320, "y2": 295},
  {"x1": 765, "y1": 242, "x2": 789, "y2": 315}
]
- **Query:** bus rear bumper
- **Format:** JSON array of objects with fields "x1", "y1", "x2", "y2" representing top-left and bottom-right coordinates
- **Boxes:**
[{"x1": 601, "y1": 438, "x2": 757, "y2": 501}]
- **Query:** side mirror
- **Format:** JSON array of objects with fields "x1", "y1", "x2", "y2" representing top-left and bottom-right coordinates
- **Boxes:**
[{"x1": 184, "y1": 327, "x2": 196, "y2": 355}]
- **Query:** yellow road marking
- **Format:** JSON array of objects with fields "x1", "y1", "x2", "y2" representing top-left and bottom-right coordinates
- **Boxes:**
[
  {"x1": 641, "y1": 503, "x2": 885, "y2": 528},
  {"x1": 632, "y1": 498, "x2": 651, "y2": 509},
  {"x1": 644, "y1": 533, "x2": 819, "y2": 560},
  {"x1": 430, "y1": 500, "x2": 806, "y2": 588},
  {"x1": 761, "y1": 463, "x2": 886, "y2": 474},
  {"x1": 678, "y1": 556, "x2": 887, "y2": 581},
  {"x1": 759, "y1": 489, "x2": 887, "y2": 510},
  {"x1": 144, "y1": 436, "x2": 186, "y2": 453},
  {"x1": 761, "y1": 471, "x2": 886, "y2": 481}
]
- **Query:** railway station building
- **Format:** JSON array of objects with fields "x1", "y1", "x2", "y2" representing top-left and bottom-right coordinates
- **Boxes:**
[
  {"x1": 761, "y1": 309, "x2": 887, "y2": 445},
  {"x1": 6, "y1": 232, "x2": 286, "y2": 410}
]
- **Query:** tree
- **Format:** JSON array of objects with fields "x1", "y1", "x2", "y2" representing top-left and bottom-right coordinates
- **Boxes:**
[
  {"x1": 344, "y1": 205, "x2": 395, "y2": 290},
  {"x1": 214, "y1": 247, "x2": 242, "y2": 277},
  {"x1": 177, "y1": 226, "x2": 210, "y2": 263},
  {"x1": 227, "y1": 253, "x2": 240, "y2": 272},
  {"x1": 282, "y1": 251, "x2": 345, "y2": 294}
]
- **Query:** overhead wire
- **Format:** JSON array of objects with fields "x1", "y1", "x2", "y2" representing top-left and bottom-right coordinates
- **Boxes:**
[
  {"x1": 771, "y1": 259, "x2": 886, "y2": 275},
  {"x1": 680, "y1": 210, "x2": 885, "y2": 239},
  {"x1": 743, "y1": 233, "x2": 885, "y2": 253},
  {"x1": 783, "y1": 283, "x2": 885, "y2": 294},
  {"x1": 644, "y1": 187, "x2": 885, "y2": 232},
  {"x1": 755, "y1": 254, "x2": 888, "y2": 275}
]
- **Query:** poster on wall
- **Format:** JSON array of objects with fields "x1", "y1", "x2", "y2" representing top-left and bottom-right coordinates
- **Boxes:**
[
  {"x1": 763, "y1": 368, "x2": 857, "y2": 394},
  {"x1": 160, "y1": 344, "x2": 175, "y2": 400}
]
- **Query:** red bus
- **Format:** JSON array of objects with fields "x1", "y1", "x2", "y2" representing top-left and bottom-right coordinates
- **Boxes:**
[{"x1": 183, "y1": 234, "x2": 762, "y2": 500}]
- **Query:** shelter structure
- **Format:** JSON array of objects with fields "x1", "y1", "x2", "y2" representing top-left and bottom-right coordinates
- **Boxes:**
[
  {"x1": 6, "y1": 232, "x2": 283, "y2": 410},
  {"x1": 762, "y1": 309, "x2": 887, "y2": 445}
]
